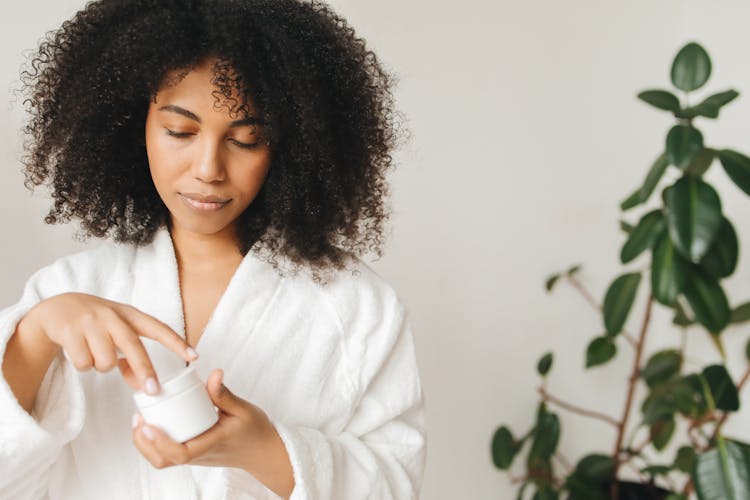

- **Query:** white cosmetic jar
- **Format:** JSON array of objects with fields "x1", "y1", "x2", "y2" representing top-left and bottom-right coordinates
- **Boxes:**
[{"x1": 133, "y1": 366, "x2": 219, "y2": 442}]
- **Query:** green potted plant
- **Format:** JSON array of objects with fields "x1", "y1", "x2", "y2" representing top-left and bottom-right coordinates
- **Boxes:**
[{"x1": 491, "y1": 41, "x2": 750, "y2": 500}]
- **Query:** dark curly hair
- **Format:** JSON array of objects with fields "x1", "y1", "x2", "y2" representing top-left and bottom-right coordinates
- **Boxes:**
[{"x1": 19, "y1": 0, "x2": 400, "y2": 279}]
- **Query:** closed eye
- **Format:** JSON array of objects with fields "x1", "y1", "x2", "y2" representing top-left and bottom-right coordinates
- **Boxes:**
[
  {"x1": 165, "y1": 129, "x2": 193, "y2": 138},
  {"x1": 165, "y1": 129, "x2": 259, "y2": 149},
  {"x1": 228, "y1": 138, "x2": 259, "y2": 149}
]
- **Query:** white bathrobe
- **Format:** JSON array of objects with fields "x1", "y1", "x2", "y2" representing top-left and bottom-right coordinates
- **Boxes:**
[{"x1": 0, "y1": 226, "x2": 426, "y2": 499}]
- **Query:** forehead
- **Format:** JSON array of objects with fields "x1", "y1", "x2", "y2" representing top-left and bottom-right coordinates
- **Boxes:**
[{"x1": 153, "y1": 59, "x2": 254, "y2": 118}]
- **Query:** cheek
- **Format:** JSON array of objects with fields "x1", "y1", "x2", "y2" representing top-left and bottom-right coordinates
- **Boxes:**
[
  {"x1": 231, "y1": 156, "x2": 272, "y2": 199},
  {"x1": 146, "y1": 135, "x2": 183, "y2": 181}
]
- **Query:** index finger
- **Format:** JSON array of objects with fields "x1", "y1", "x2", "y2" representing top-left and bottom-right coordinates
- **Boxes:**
[{"x1": 119, "y1": 305, "x2": 198, "y2": 362}]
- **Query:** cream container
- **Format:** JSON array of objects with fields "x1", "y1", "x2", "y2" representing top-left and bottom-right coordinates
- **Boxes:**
[{"x1": 133, "y1": 366, "x2": 219, "y2": 442}]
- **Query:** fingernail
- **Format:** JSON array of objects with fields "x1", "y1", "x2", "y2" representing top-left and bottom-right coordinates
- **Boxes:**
[
  {"x1": 131, "y1": 414, "x2": 139, "y2": 429},
  {"x1": 142, "y1": 425, "x2": 155, "y2": 441},
  {"x1": 145, "y1": 377, "x2": 159, "y2": 395},
  {"x1": 186, "y1": 347, "x2": 198, "y2": 360}
]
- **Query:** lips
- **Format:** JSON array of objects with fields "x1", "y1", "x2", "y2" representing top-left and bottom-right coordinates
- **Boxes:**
[
  {"x1": 178, "y1": 192, "x2": 231, "y2": 212},
  {"x1": 180, "y1": 192, "x2": 231, "y2": 203}
]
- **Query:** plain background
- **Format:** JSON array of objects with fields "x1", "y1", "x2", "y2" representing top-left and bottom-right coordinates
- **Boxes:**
[{"x1": 4, "y1": 1, "x2": 750, "y2": 498}]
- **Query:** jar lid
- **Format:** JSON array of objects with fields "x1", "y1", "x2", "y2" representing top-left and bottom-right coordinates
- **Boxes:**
[{"x1": 133, "y1": 366, "x2": 202, "y2": 408}]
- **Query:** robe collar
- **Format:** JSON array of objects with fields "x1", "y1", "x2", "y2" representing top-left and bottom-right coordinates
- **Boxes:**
[{"x1": 130, "y1": 225, "x2": 282, "y2": 378}]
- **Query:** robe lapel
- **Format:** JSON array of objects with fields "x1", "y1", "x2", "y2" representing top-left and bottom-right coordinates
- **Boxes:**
[
  {"x1": 130, "y1": 225, "x2": 284, "y2": 393},
  {"x1": 130, "y1": 226, "x2": 187, "y2": 339}
]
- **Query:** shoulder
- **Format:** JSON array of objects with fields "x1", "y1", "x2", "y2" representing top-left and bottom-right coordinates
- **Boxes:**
[
  {"x1": 319, "y1": 258, "x2": 404, "y2": 326},
  {"x1": 22, "y1": 239, "x2": 137, "y2": 298},
  {"x1": 274, "y1": 253, "x2": 406, "y2": 332},
  {"x1": 300, "y1": 256, "x2": 409, "y2": 355}
]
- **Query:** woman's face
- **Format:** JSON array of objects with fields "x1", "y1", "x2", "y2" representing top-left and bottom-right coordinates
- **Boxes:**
[{"x1": 145, "y1": 59, "x2": 271, "y2": 239}]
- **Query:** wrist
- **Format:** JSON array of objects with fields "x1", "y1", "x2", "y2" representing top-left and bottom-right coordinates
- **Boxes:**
[
  {"x1": 17, "y1": 305, "x2": 58, "y2": 358},
  {"x1": 3, "y1": 304, "x2": 61, "y2": 414},
  {"x1": 242, "y1": 415, "x2": 295, "y2": 498}
]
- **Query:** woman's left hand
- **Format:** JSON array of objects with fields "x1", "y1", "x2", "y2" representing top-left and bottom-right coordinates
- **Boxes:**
[{"x1": 130, "y1": 369, "x2": 295, "y2": 497}]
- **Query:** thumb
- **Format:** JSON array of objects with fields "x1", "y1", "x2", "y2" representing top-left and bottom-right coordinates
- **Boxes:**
[{"x1": 206, "y1": 368, "x2": 243, "y2": 414}]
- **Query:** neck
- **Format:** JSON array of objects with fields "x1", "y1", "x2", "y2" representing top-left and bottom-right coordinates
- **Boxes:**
[{"x1": 168, "y1": 222, "x2": 243, "y2": 273}]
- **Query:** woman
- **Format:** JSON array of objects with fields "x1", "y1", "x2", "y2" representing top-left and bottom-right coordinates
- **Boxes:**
[{"x1": 0, "y1": 0, "x2": 425, "y2": 498}]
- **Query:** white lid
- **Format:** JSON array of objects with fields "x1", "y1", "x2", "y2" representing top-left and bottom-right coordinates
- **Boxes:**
[{"x1": 133, "y1": 366, "x2": 201, "y2": 408}]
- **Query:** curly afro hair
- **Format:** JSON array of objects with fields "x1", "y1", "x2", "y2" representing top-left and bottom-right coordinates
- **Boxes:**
[{"x1": 20, "y1": 0, "x2": 400, "y2": 278}]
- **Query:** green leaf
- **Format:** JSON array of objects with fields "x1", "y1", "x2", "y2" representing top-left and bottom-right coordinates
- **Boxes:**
[
  {"x1": 651, "y1": 233, "x2": 690, "y2": 306},
  {"x1": 685, "y1": 148, "x2": 716, "y2": 177},
  {"x1": 671, "y1": 42, "x2": 712, "y2": 92},
  {"x1": 642, "y1": 392, "x2": 676, "y2": 424},
  {"x1": 585, "y1": 337, "x2": 617, "y2": 368},
  {"x1": 731, "y1": 302, "x2": 750, "y2": 324},
  {"x1": 682, "y1": 90, "x2": 740, "y2": 119},
  {"x1": 537, "y1": 352, "x2": 553, "y2": 376},
  {"x1": 640, "y1": 153, "x2": 671, "y2": 202},
  {"x1": 531, "y1": 486, "x2": 559, "y2": 500},
  {"x1": 641, "y1": 464, "x2": 673, "y2": 476},
  {"x1": 703, "y1": 89, "x2": 740, "y2": 108},
  {"x1": 643, "y1": 378, "x2": 700, "y2": 423},
  {"x1": 620, "y1": 210, "x2": 666, "y2": 264},
  {"x1": 675, "y1": 446, "x2": 697, "y2": 473},
  {"x1": 638, "y1": 89, "x2": 681, "y2": 112},
  {"x1": 680, "y1": 101, "x2": 720, "y2": 119},
  {"x1": 603, "y1": 273, "x2": 642, "y2": 336},
  {"x1": 683, "y1": 265, "x2": 730, "y2": 333},
  {"x1": 746, "y1": 338, "x2": 750, "y2": 363},
  {"x1": 674, "y1": 300, "x2": 695, "y2": 327},
  {"x1": 693, "y1": 439, "x2": 750, "y2": 500},
  {"x1": 680, "y1": 374, "x2": 710, "y2": 418},
  {"x1": 650, "y1": 417, "x2": 676, "y2": 451},
  {"x1": 700, "y1": 217, "x2": 738, "y2": 278},
  {"x1": 710, "y1": 333, "x2": 727, "y2": 361},
  {"x1": 703, "y1": 365, "x2": 739, "y2": 412},
  {"x1": 641, "y1": 350, "x2": 682, "y2": 388},
  {"x1": 572, "y1": 454, "x2": 615, "y2": 482},
  {"x1": 565, "y1": 454, "x2": 614, "y2": 500},
  {"x1": 620, "y1": 220, "x2": 635, "y2": 234},
  {"x1": 529, "y1": 408, "x2": 560, "y2": 462},
  {"x1": 621, "y1": 189, "x2": 643, "y2": 211},
  {"x1": 545, "y1": 274, "x2": 561, "y2": 292},
  {"x1": 664, "y1": 176, "x2": 723, "y2": 262},
  {"x1": 666, "y1": 125, "x2": 704, "y2": 169},
  {"x1": 566, "y1": 264, "x2": 582, "y2": 275},
  {"x1": 491, "y1": 426, "x2": 519, "y2": 469},
  {"x1": 719, "y1": 149, "x2": 750, "y2": 197}
]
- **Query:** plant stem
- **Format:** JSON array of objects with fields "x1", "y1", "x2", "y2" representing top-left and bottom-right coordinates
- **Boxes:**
[
  {"x1": 538, "y1": 386, "x2": 620, "y2": 427},
  {"x1": 683, "y1": 474, "x2": 695, "y2": 497},
  {"x1": 611, "y1": 294, "x2": 654, "y2": 499},
  {"x1": 711, "y1": 364, "x2": 750, "y2": 440},
  {"x1": 565, "y1": 275, "x2": 638, "y2": 348}
]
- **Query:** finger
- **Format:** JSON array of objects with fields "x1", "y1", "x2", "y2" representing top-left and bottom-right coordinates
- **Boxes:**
[
  {"x1": 132, "y1": 414, "x2": 174, "y2": 469},
  {"x1": 109, "y1": 319, "x2": 160, "y2": 394},
  {"x1": 183, "y1": 415, "x2": 227, "y2": 458},
  {"x1": 141, "y1": 422, "x2": 193, "y2": 466},
  {"x1": 84, "y1": 330, "x2": 118, "y2": 372},
  {"x1": 63, "y1": 333, "x2": 94, "y2": 371},
  {"x1": 206, "y1": 369, "x2": 245, "y2": 415},
  {"x1": 117, "y1": 358, "x2": 139, "y2": 390},
  {"x1": 120, "y1": 306, "x2": 198, "y2": 362}
]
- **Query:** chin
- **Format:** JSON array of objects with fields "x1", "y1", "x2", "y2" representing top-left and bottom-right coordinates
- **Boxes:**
[{"x1": 170, "y1": 217, "x2": 235, "y2": 236}]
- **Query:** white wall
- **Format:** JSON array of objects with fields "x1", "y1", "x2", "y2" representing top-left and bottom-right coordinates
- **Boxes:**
[{"x1": 4, "y1": 1, "x2": 750, "y2": 498}]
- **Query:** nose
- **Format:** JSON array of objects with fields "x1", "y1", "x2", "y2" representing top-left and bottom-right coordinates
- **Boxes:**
[{"x1": 192, "y1": 138, "x2": 226, "y2": 183}]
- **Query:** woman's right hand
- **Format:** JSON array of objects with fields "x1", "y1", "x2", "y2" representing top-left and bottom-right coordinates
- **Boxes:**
[{"x1": 24, "y1": 292, "x2": 197, "y2": 395}]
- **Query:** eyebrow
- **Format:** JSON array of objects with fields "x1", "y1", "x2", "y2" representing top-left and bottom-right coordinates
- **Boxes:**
[{"x1": 158, "y1": 104, "x2": 260, "y2": 127}]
